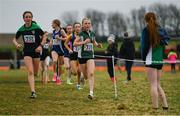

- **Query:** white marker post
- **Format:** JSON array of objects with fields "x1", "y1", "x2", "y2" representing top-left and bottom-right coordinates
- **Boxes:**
[{"x1": 112, "y1": 56, "x2": 118, "y2": 99}]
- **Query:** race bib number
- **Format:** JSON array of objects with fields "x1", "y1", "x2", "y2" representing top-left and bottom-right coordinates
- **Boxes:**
[
  {"x1": 24, "y1": 35, "x2": 35, "y2": 43},
  {"x1": 52, "y1": 39, "x2": 59, "y2": 45},
  {"x1": 84, "y1": 43, "x2": 93, "y2": 51},
  {"x1": 43, "y1": 43, "x2": 49, "y2": 49}
]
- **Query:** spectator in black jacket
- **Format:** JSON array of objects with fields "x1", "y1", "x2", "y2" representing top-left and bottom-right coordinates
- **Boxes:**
[
  {"x1": 119, "y1": 32, "x2": 135, "y2": 81},
  {"x1": 105, "y1": 34, "x2": 118, "y2": 83}
]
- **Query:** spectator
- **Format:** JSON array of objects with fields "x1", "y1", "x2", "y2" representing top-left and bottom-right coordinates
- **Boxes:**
[
  {"x1": 140, "y1": 12, "x2": 169, "y2": 110},
  {"x1": 168, "y1": 49, "x2": 177, "y2": 73},
  {"x1": 119, "y1": 32, "x2": 135, "y2": 81},
  {"x1": 105, "y1": 34, "x2": 118, "y2": 82}
]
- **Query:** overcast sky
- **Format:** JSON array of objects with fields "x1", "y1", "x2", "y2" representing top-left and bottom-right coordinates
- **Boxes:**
[{"x1": 0, "y1": 0, "x2": 180, "y2": 33}]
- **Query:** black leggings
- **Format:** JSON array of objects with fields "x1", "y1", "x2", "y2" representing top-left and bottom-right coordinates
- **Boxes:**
[
  {"x1": 125, "y1": 61, "x2": 133, "y2": 81},
  {"x1": 171, "y1": 63, "x2": 176, "y2": 71},
  {"x1": 107, "y1": 59, "x2": 114, "y2": 78}
]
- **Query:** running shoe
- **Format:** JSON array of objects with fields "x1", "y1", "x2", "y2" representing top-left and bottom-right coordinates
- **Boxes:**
[
  {"x1": 111, "y1": 77, "x2": 117, "y2": 83},
  {"x1": 88, "y1": 94, "x2": 93, "y2": 100},
  {"x1": 56, "y1": 77, "x2": 62, "y2": 85},
  {"x1": 77, "y1": 85, "x2": 83, "y2": 90},
  {"x1": 67, "y1": 80, "x2": 73, "y2": 85},
  {"x1": 30, "y1": 92, "x2": 37, "y2": 99}
]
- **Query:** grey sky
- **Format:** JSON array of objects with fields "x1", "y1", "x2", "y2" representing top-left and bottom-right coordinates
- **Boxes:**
[{"x1": 0, "y1": 0, "x2": 180, "y2": 33}]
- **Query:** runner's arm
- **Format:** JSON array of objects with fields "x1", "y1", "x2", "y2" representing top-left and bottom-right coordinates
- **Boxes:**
[
  {"x1": 60, "y1": 29, "x2": 67, "y2": 41},
  {"x1": 74, "y1": 36, "x2": 90, "y2": 47},
  {"x1": 93, "y1": 39, "x2": 103, "y2": 48},
  {"x1": 64, "y1": 34, "x2": 72, "y2": 52},
  {"x1": 13, "y1": 31, "x2": 22, "y2": 49}
]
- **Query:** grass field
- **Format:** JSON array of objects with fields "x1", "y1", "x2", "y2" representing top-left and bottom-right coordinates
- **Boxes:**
[{"x1": 0, "y1": 69, "x2": 180, "y2": 115}]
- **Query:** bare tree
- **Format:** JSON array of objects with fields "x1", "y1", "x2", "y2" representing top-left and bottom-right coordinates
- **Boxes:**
[
  {"x1": 98, "y1": 12, "x2": 106, "y2": 36},
  {"x1": 130, "y1": 9, "x2": 139, "y2": 37},
  {"x1": 85, "y1": 9, "x2": 106, "y2": 36},
  {"x1": 107, "y1": 12, "x2": 127, "y2": 37},
  {"x1": 149, "y1": 3, "x2": 169, "y2": 28},
  {"x1": 168, "y1": 4, "x2": 180, "y2": 35},
  {"x1": 137, "y1": 7, "x2": 146, "y2": 31},
  {"x1": 61, "y1": 11, "x2": 79, "y2": 25}
]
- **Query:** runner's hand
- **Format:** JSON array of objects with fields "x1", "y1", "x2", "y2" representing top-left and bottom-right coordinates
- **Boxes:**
[
  {"x1": 35, "y1": 45, "x2": 42, "y2": 53},
  {"x1": 97, "y1": 43, "x2": 103, "y2": 48},
  {"x1": 69, "y1": 49, "x2": 73, "y2": 54},
  {"x1": 16, "y1": 43, "x2": 22, "y2": 49},
  {"x1": 84, "y1": 39, "x2": 91, "y2": 44},
  {"x1": 55, "y1": 35, "x2": 60, "y2": 40}
]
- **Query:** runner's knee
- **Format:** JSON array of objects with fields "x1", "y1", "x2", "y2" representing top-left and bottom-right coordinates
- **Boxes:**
[
  {"x1": 88, "y1": 72, "x2": 94, "y2": 77},
  {"x1": 28, "y1": 70, "x2": 34, "y2": 76}
]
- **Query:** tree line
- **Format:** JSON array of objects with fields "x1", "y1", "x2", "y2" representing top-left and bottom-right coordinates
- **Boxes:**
[{"x1": 61, "y1": 3, "x2": 180, "y2": 39}]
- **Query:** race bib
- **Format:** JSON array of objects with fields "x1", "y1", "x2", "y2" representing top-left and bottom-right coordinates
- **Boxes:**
[
  {"x1": 52, "y1": 39, "x2": 59, "y2": 45},
  {"x1": 43, "y1": 43, "x2": 49, "y2": 49},
  {"x1": 24, "y1": 35, "x2": 35, "y2": 43},
  {"x1": 84, "y1": 43, "x2": 93, "y2": 51},
  {"x1": 73, "y1": 46, "x2": 79, "y2": 52}
]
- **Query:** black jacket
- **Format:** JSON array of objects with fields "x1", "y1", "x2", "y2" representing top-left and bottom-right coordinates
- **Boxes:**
[
  {"x1": 106, "y1": 43, "x2": 118, "y2": 57},
  {"x1": 105, "y1": 43, "x2": 118, "y2": 64},
  {"x1": 119, "y1": 38, "x2": 135, "y2": 60}
]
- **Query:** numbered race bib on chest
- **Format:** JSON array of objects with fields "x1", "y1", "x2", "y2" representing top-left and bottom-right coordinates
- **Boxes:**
[
  {"x1": 24, "y1": 35, "x2": 35, "y2": 43},
  {"x1": 52, "y1": 39, "x2": 59, "y2": 45},
  {"x1": 43, "y1": 43, "x2": 49, "y2": 49},
  {"x1": 84, "y1": 43, "x2": 93, "y2": 51}
]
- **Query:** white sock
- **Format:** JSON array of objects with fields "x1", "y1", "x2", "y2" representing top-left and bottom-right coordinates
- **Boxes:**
[
  {"x1": 89, "y1": 76, "x2": 94, "y2": 96},
  {"x1": 90, "y1": 91, "x2": 93, "y2": 96}
]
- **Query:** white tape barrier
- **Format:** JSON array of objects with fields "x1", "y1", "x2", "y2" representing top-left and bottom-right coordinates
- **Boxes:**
[{"x1": 94, "y1": 55, "x2": 180, "y2": 64}]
